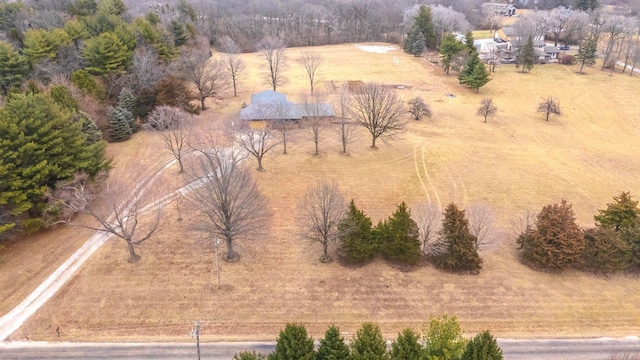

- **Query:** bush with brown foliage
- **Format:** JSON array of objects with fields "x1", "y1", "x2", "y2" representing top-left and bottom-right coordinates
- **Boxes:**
[
  {"x1": 559, "y1": 54, "x2": 575, "y2": 65},
  {"x1": 517, "y1": 200, "x2": 584, "y2": 271}
]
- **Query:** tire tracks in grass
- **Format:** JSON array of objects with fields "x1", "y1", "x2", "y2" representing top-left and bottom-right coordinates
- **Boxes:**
[{"x1": 413, "y1": 143, "x2": 441, "y2": 209}]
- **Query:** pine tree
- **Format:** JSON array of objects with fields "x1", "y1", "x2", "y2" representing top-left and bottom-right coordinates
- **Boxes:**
[
  {"x1": 108, "y1": 106, "x2": 134, "y2": 142},
  {"x1": 82, "y1": 31, "x2": 132, "y2": 75},
  {"x1": 404, "y1": 27, "x2": 417, "y2": 53},
  {"x1": 73, "y1": 111, "x2": 103, "y2": 144},
  {"x1": 351, "y1": 323, "x2": 389, "y2": 360},
  {"x1": 594, "y1": 192, "x2": 639, "y2": 231},
  {"x1": 440, "y1": 34, "x2": 465, "y2": 74},
  {"x1": 113, "y1": 23, "x2": 136, "y2": 52},
  {"x1": 414, "y1": 5, "x2": 436, "y2": 50},
  {"x1": 518, "y1": 36, "x2": 536, "y2": 73},
  {"x1": 0, "y1": 93, "x2": 107, "y2": 231},
  {"x1": 466, "y1": 59, "x2": 491, "y2": 93},
  {"x1": 461, "y1": 331, "x2": 503, "y2": 360},
  {"x1": 50, "y1": 85, "x2": 79, "y2": 112},
  {"x1": 378, "y1": 202, "x2": 421, "y2": 265},
  {"x1": 0, "y1": 40, "x2": 28, "y2": 95},
  {"x1": 317, "y1": 325, "x2": 350, "y2": 360},
  {"x1": 459, "y1": 52, "x2": 480, "y2": 85},
  {"x1": 576, "y1": 35, "x2": 598, "y2": 73},
  {"x1": 268, "y1": 323, "x2": 315, "y2": 360},
  {"x1": 118, "y1": 87, "x2": 136, "y2": 113},
  {"x1": 423, "y1": 315, "x2": 467, "y2": 360},
  {"x1": 70, "y1": 69, "x2": 105, "y2": 99},
  {"x1": 517, "y1": 200, "x2": 584, "y2": 271},
  {"x1": 412, "y1": 31, "x2": 426, "y2": 57},
  {"x1": 464, "y1": 31, "x2": 476, "y2": 53},
  {"x1": 582, "y1": 227, "x2": 631, "y2": 273},
  {"x1": 390, "y1": 328, "x2": 422, "y2": 360},
  {"x1": 171, "y1": 20, "x2": 188, "y2": 47},
  {"x1": 22, "y1": 29, "x2": 55, "y2": 64},
  {"x1": 337, "y1": 200, "x2": 377, "y2": 263},
  {"x1": 433, "y1": 203, "x2": 482, "y2": 273}
]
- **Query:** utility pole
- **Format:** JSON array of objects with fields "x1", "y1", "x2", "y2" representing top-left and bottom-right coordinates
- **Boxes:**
[
  {"x1": 190, "y1": 321, "x2": 200, "y2": 360},
  {"x1": 214, "y1": 237, "x2": 221, "y2": 289}
]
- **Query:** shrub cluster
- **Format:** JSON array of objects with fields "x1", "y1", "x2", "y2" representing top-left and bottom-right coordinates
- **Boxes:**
[
  {"x1": 517, "y1": 192, "x2": 640, "y2": 273},
  {"x1": 235, "y1": 318, "x2": 503, "y2": 360}
]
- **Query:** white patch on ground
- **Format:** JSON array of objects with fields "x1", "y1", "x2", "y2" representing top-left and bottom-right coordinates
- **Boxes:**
[{"x1": 355, "y1": 44, "x2": 399, "y2": 53}]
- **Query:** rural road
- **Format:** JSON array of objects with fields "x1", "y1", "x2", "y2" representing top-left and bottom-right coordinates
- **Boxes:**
[{"x1": 2, "y1": 338, "x2": 640, "y2": 359}]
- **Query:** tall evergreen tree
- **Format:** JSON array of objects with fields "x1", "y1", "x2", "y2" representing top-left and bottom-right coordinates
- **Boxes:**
[
  {"x1": 440, "y1": 34, "x2": 466, "y2": 74},
  {"x1": 108, "y1": 106, "x2": 133, "y2": 142},
  {"x1": 414, "y1": 5, "x2": 436, "y2": 50},
  {"x1": 404, "y1": 26, "x2": 417, "y2": 53},
  {"x1": 0, "y1": 93, "x2": 107, "y2": 233},
  {"x1": 390, "y1": 328, "x2": 422, "y2": 360},
  {"x1": 351, "y1": 323, "x2": 389, "y2": 360},
  {"x1": 576, "y1": 35, "x2": 598, "y2": 73},
  {"x1": 268, "y1": 323, "x2": 315, "y2": 360},
  {"x1": 50, "y1": 85, "x2": 79, "y2": 112},
  {"x1": 377, "y1": 202, "x2": 421, "y2": 265},
  {"x1": 464, "y1": 31, "x2": 476, "y2": 53},
  {"x1": 118, "y1": 87, "x2": 136, "y2": 113},
  {"x1": 458, "y1": 51, "x2": 480, "y2": 85},
  {"x1": 466, "y1": 59, "x2": 491, "y2": 93},
  {"x1": 317, "y1": 325, "x2": 350, "y2": 360},
  {"x1": 171, "y1": 20, "x2": 188, "y2": 47},
  {"x1": 517, "y1": 200, "x2": 584, "y2": 271},
  {"x1": 461, "y1": 331, "x2": 503, "y2": 360},
  {"x1": 337, "y1": 200, "x2": 377, "y2": 263},
  {"x1": 412, "y1": 31, "x2": 426, "y2": 57},
  {"x1": 0, "y1": 40, "x2": 28, "y2": 95},
  {"x1": 518, "y1": 36, "x2": 536, "y2": 73},
  {"x1": 433, "y1": 203, "x2": 482, "y2": 273},
  {"x1": 73, "y1": 111, "x2": 103, "y2": 144}
]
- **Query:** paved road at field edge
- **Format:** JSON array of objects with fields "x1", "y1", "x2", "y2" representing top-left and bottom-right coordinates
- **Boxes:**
[{"x1": 2, "y1": 338, "x2": 640, "y2": 359}]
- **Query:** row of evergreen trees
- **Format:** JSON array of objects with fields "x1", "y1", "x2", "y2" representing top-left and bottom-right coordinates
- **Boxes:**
[
  {"x1": 517, "y1": 192, "x2": 640, "y2": 273},
  {"x1": 337, "y1": 201, "x2": 482, "y2": 274},
  {"x1": 234, "y1": 317, "x2": 502, "y2": 360}
]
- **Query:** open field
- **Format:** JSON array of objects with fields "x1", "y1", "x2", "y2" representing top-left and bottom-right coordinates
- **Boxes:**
[{"x1": 4, "y1": 43, "x2": 640, "y2": 342}]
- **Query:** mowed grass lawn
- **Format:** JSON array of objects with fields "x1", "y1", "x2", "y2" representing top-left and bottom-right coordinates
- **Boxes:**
[{"x1": 6, "y1": 43, "x2": 640, "y2": 342}]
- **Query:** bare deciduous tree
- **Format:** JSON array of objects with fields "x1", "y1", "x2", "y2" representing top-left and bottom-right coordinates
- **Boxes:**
[
  {"x1": 219, "y1": 36, "x2": 246, "y2": 97},
  {"x1": 184, "y1": 145, "x2": 269, "y2": 261},
  {"x1": 413, "y1": 202, "x2": 443, "y2": 256},
  {"x1": 144, "y1": 106, "x2": 191, "y2": 173},
  {"x1": 258, "y1": 36, "x2": 288, "y2": 91},
  {"x1": 55, "y1": 173, "x2": 164, "y2": 263},
  {"x1": 178, "y1": 44, "x2": 230, "y2": 110},
  {"x1": 302, "y1": 92, "x2": 329, "y2": 156},
  {"x1": 407, "y1": 97, "x2": 432, "y2": 121},
  {"x1": 466, "y1": 202, "x2": 496, "y2": 251},
  {"x1": 333, "y1": 86, "x2": 358, "y2": 154},
  {"x1": 477, "y1": 97, "x2": 497, "y2": 123},
  {"x1": 298, "y1": 180, "x2": 346, "y2": 262},
  {"x1": 297, "y1": 50, "x2": 322, "y2": 95},
  {"x1": 350, "y1": 83, "x2": 407, "y2": 148},
  {"x1": 131, "y1": 45, "x2": 167, "y2": 94},
  {"x1": 236, "y1": 124, "x2": 280, "y2": 172},
  {"x1": 510, "y1": 204, "x2": 538, "y2": 240},
  {"x1": 537, "y1": 96, "x2": 561, "y2": 121}
]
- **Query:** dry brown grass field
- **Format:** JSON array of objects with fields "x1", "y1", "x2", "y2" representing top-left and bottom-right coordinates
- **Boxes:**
[{"x1": 4, "y1": 43, "x2": 640, "y2": 342}]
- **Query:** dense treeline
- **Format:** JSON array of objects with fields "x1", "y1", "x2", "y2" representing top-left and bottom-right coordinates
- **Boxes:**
[{"x1": 233, "y1": 317, "x2": 503, "y2": 360}]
